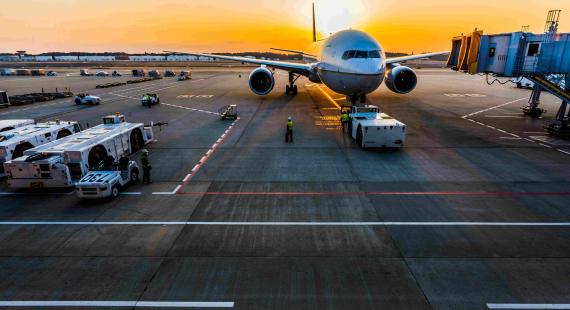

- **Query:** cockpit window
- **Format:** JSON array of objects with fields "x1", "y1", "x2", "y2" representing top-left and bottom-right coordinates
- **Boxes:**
[
  {"x1": 355, "y1": 51, "x2": 367, "y2": 58},
  {"x1": 342, "y1": 50, "x2": 382, "y2": 60},
  {"x1": 342, "y1": 50, "x2": 355, "y2": 60},
  {"x1": 367, "y1": 50, "x2": 381, "y2": 58}
]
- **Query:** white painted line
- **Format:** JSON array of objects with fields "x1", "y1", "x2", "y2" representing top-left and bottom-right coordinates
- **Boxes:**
[
  {"x1": 212, "y1": 143, "x2": 218, "y2": 148},
  {"x1": 216, "y1": 138, "x2": 222, "y2": 143},
  {"x1": 151, "y1": 192, "x2": 175, "y2": 195},
  {"x1": 3, "y1": 221, "x2": 570, "y2": 226},
  {"x1": 539, "y1": 143, "x2": 552, "y2": 148},
  {"x1": 487, "y1": 304, "x2": 570, "y2": 309},
  {"x1": 0, "y1": 301, "x2": 234, "y2": 308},
  {"x1": 206, "y1": 150, "x2": 213, "y2": 155},
  {"x1": 191, "y1": 164, "x2": 200, "y2": 172},
  {"x1": 119, "y1": 192, "x2": 142, "y2": 195},
  {"x1": 462, "y1": 97, "x2": 527, "y2": 118},
  {"x1": 557, "y1": 149, "x2": 570, "y2": 155},
  {"x1": 484, "y1": 115, "x2": 525, "y2": 118},
  {"x1": 172, "y1": 185, "x2": 182, "y2": 194},
  {"x1": 499, "y1": 137, "x2": 522, "y2": 140},
  {"x1": 486, "y1": 125, "x2": 496, "y2": 129},
  {"x1": 524, "y1": 131, "x2": 547, "y2": 134},
  {"x1": 200, "y1": 156, "x2": 207, "y2": 163},
  {"x1": 183, "y1": 174, "x2": 192, "y2": 182}
]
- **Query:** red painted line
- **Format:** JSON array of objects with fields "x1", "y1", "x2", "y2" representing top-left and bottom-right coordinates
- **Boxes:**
[
  {"x1": 175, "y1": 191, "x2": 570, "y2": 196},
  {"x1": 176, "y1": 118, "x2": 240, "y2": 194}
]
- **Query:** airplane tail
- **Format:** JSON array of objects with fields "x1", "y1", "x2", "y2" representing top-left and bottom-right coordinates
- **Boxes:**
[{"x1": 312, "y1": 3, "x2": 317, "y2": 42}]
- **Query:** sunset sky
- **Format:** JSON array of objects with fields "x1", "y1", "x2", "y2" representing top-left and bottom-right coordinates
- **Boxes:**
[{"x1": 1, "y1": 0, "x2": 568, "y2": 54}]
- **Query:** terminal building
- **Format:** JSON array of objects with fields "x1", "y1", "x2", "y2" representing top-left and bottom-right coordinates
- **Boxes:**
[{"x1": 448, "y1": 10, "x2": 570, "y2": 136}]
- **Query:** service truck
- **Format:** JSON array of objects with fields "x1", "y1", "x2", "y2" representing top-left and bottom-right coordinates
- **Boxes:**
[
  {"x1": 0, "y1": 121, "x2": 81, "y2": 176},
  {"x1": 4, "y1": 114, "x2": 154, "y2": 189},
  {"x1": 0, "y1": 119, "x2": 35, "y2": 132},
  {"x1": 76, "y1": 157, "x2": 140, "y2": 199},
  {"x1": 348, "y1": 105, "x2": 406, "y2": 148}
]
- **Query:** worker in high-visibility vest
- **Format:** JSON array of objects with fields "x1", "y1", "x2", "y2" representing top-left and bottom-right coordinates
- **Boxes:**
[
  {"x1": 141, "y1": 149, "x2": 152, "y2": 184},
  {"x1": 340, "y1": 111, "x2": 349, "y2": 132},
  {"x1": 285, "y1": 116, "x2": 293, "y2": 143}
]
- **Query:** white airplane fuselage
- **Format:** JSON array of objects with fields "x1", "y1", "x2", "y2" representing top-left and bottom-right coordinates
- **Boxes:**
[{"x1": 315, "y1": 29, "x2": 386, "y2": 96}]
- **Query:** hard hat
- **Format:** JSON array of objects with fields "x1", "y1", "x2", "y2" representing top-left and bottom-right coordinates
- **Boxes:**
[
  {"x1": 142, "y1": 149, "x2": 149, "y2": 155},
  {"x1": 288, "y1": 116, "x2": 292, "y2": 120}
]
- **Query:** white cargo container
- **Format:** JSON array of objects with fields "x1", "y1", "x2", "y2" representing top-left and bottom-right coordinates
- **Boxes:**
[
  {"x1": 4, "y1": 114, "x2": 154, "y2": 188},
  {"x1": 0, "y1": 121, "x2": 81, "y2": 176},
  {"x1": 0, "y1": 119, "x2": 35, "y2": 132},
  {"x1": 348, "y1": 105, "x2": 406, "y2": 148}
]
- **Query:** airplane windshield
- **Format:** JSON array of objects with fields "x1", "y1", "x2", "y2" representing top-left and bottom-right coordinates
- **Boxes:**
[{"x1": 342, "y1": 50, "x2": 381, "y2": 60}]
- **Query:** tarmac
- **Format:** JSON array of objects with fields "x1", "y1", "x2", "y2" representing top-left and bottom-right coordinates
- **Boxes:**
[{"x1": 0, "y1": 67, "x2": 570, "y2": 309}]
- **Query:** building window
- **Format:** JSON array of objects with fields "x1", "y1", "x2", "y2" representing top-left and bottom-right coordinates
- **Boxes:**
[{"x1": 527, "y1": 43, "x2": 540, "y2": 56}]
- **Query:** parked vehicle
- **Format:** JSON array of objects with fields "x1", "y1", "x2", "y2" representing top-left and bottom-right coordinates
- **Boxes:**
[
  {"x1": 96, "y1": 71, "x2": 110, "y2": 77},
  {"x1": 112, "y1": 71, "x2": 122, "y2": 77},
  {"x1": 164, "y1": 70, "x2": 176, "y2": 77},
  {"x1": 141, "y1": 94, "x2": 160, "y2": 107},
  {"x1": 177, "y1": 71, "x2": 191, "y2": 81},
  {"x1": 80, "y1": 69, "x2": 93, "y2": 76},
  {"x1": 76, "y1": 156, "x2": 140, "y2": 199},
  {"x1": 131, "y1": 69, "x2": 146, "y2": 77},
  {"x1": 47, "y1": 71, "x2": 58, "y2": 76},
  {"x1": 4, "y1": 113, "x2": 154, "y2": 188},
  {"x1": 148, "y1": 70, "x2": 162, "y2": 78},
  {"x1": 74, "y1": 94, "x2": 101, "y2": 105},
  {"x1": 0, "y1": 91, "x2": 9, "y2": 108}
]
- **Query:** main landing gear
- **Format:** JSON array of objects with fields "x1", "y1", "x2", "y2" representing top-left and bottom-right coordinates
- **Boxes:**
[
  {"x1": 286, "y1": 72, "x2": 299, "y2": 95},
  {"x1": 346, "y1": 94, "x2": 367, "y2": 105}
]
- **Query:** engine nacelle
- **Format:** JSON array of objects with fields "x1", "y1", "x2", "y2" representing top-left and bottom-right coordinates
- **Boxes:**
[
  {"x1": 248, "y1": 67, "x2": 275, "y2": 95},
  {"x1": 384, "y1": 65, "x2": 417, "y2": 94}
]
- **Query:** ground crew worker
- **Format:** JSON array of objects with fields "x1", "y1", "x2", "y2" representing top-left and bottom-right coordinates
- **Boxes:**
[
  {"x1": 285, "y1": 116, "x2": 293, "y2": 143},
  {"x1": 141, "y1": 149, "x2": 152, "y2": 184},
  {"x1": 340, "y1": 110, "x2": 349, "y2": 132}
]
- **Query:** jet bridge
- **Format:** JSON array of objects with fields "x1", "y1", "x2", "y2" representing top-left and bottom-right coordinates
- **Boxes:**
[{"x1": 447, "y1": 10, "x2": 570, "y2": 137}]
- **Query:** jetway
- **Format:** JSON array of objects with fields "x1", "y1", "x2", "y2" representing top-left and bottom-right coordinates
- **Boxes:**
[{"x1": 448, "y1": 10, "x2": 570, "y2": 137}]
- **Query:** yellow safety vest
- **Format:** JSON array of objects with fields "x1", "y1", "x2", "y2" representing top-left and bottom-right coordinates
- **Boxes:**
[
  {"x1": 341, "y1": 113, "x2": 349, "y2": 122},
  {"x1": 287, "y1": 120, "x2": 293, "y2": 130}
]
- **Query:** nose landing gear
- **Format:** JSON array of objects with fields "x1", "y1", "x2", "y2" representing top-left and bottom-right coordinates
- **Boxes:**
[{"x1": 286, "y1": 72, "x2": 300, "y2": 95}]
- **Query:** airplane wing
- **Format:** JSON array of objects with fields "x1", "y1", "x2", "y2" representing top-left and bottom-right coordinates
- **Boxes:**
[
  {"x1": 386, "y1": 51, "x2": 449, "y2": 64},
  {"x1": 164, "y1": 51, "x2": 314, "y2": 76}
]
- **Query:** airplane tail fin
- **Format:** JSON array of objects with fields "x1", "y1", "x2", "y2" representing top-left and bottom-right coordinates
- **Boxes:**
[{"x1": 312, "y1": 3, "x2": 317, "y2": 42}]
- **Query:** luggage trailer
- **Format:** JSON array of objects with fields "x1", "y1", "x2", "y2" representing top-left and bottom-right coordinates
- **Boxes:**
[
  {"x1": 4, "y1": 114, "x2": 154, "y2": 189},
  {"x1": 0, "y1": 121, "x2": 81, "y2": 176},
  {"x1": 0, "y1": 119, "x2": 35, "y2": 132}
]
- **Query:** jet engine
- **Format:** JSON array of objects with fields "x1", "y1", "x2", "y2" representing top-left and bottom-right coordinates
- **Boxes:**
[
  {"x1": 384, "y1": 65, "x2": 417, "y2": 94},
  {"x1": 248, "y1": 67, "x2": 275, "y2": 95}
]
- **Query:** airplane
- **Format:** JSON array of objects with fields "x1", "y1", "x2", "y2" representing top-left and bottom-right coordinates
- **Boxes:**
[{"x1": 166, "y1": 3, "x2": 448, "y2": 104}]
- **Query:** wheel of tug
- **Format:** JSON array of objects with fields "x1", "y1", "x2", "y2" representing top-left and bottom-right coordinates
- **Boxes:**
[
  {"x1": 356, "y1": 125, "x2": 363, "y2": 148},
  {"x1": 75, "y1": 98, "x2": 81, "y2": 105},
  {"x1": 130, "y1": 128, "x2": 144, "y2": 153},
  {"x1": 285, "y1": 85, "x2": 291, "y2": 95},
  {"x1": 293, "y1": 85, "x2": 298, "y2": 95},
  {"x1": 88, "y1": 145, "x2": 107, "y2": 169},
  {"x1": 12, "y1": 142, "x2": 34, "y2": 159},
  {"x1": 56, "y1": 129, "x2": 72, "y2": 139}
]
